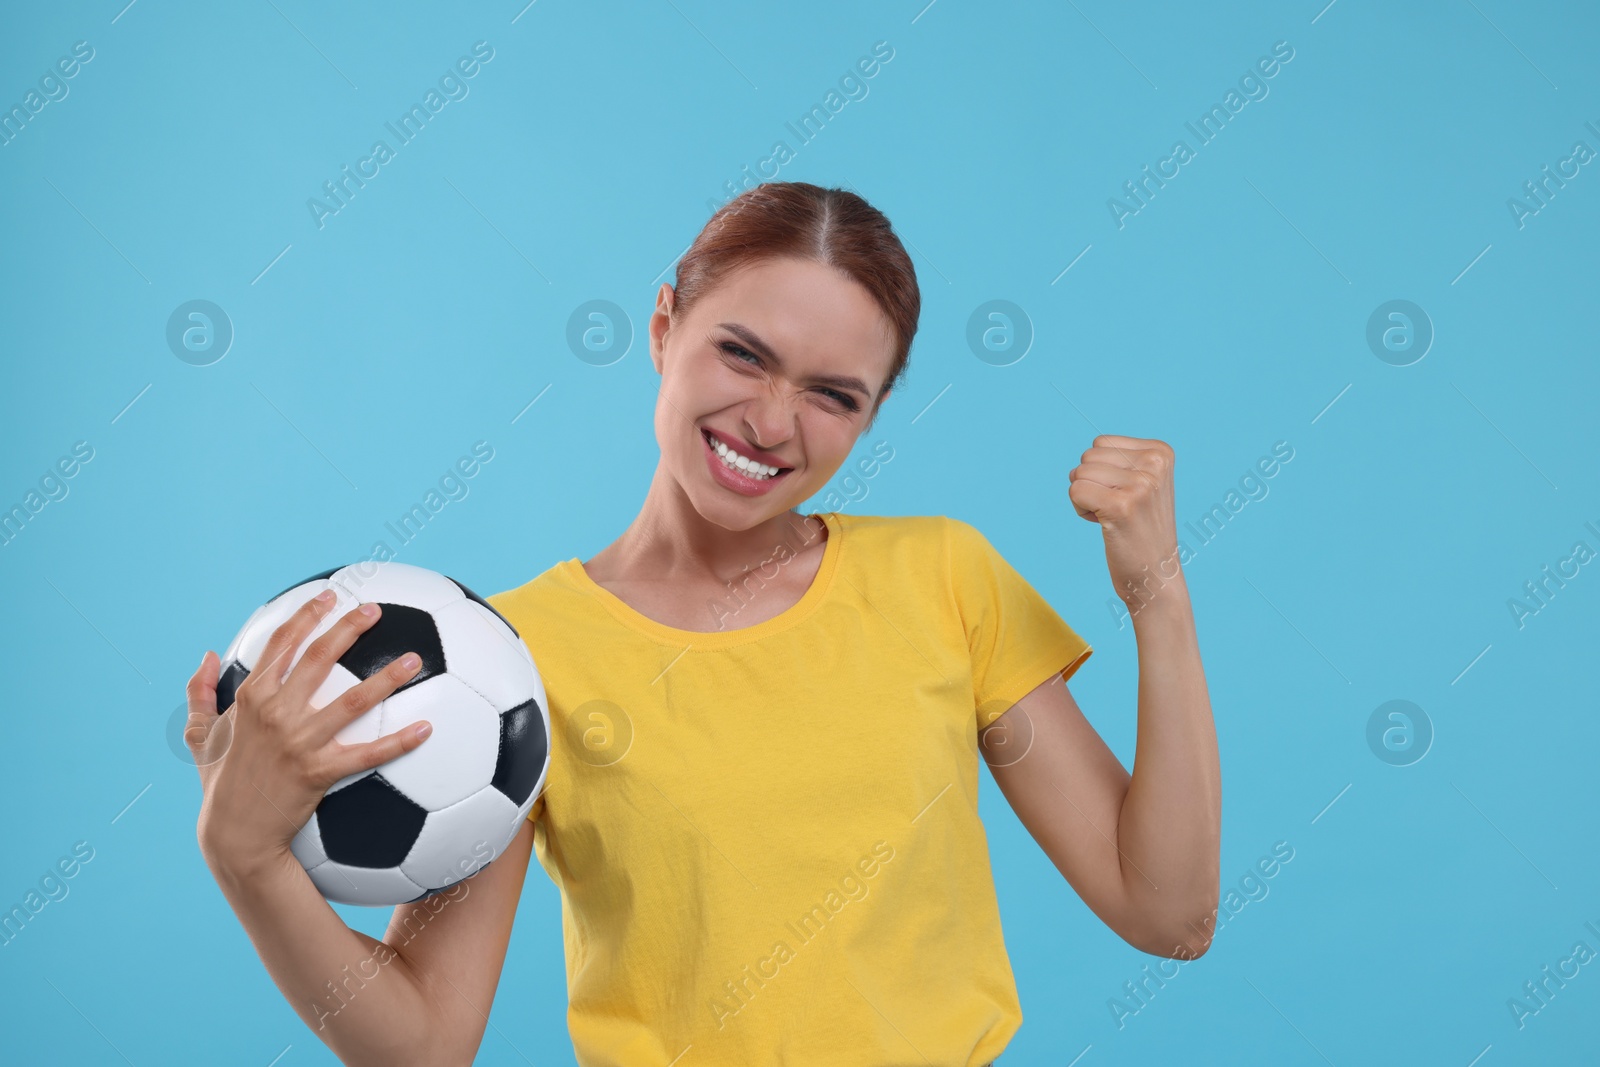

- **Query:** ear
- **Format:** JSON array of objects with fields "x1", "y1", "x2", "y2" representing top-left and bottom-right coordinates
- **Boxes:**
[{"x1": 649, "y1": 284, "x2": 676, "y2": 375}]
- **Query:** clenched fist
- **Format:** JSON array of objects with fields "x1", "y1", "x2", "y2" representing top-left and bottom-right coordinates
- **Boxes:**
[{"x1": 1067, "y1": 434, "x2": 1185, "y2": 614}]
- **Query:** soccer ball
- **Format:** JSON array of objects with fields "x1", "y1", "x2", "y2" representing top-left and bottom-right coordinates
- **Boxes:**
[{"x1": 214, "y1": 562, "x2": 549, "y2": 907}]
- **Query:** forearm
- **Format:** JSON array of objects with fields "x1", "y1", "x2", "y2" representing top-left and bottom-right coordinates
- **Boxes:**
[
  {"x1": 204, "y1": 843, "x2": 453, "y2": 1066},
  {"x1": 1113, "y1": 580, "x2": 1221, "y2": 953}
]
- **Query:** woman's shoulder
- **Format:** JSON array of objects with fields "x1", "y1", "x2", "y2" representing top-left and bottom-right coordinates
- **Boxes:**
[
  {"x1": 484, "y1": 558, "x2": 582, "y2": 619},
  {"x1": 834, "y1": 512, "x2": 1016, "y2": 577},
  {"x1": 832, "y1": 511, "x2": 952, "y2": 559}
]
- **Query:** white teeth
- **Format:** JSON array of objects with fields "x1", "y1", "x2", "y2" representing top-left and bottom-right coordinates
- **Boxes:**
[{"x1": 708, "y1": 433, "x2": 781, "y2": 480}]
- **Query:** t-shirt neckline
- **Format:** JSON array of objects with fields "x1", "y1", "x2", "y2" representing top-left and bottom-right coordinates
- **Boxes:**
[{"x1": 560, "y1": 511, "x2": 843, "y2": 648}]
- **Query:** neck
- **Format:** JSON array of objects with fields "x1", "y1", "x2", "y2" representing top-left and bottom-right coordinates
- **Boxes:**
[{"x1": 601, "y1": 463, "x2": 826, "y2": 582}]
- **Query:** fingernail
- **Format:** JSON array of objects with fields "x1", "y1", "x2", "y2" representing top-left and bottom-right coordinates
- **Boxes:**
[
  {"x1": 399, "y1": 653, "x2": 420, "y2": 669},
  {"x1": 415, "y1": 722, "x2": 432, "y2": 739},
  {"x1": 315, "y1": 590, "x2": 336, "y2": 604},
  {"x1": 359, "y1": 603, "x2": 379, "y2": 617}
]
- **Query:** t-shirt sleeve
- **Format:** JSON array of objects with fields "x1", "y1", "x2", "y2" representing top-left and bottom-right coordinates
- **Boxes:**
[
  {"x1": 487, "y1": 588, "x2": 550, "y2": 829},
  {"x1": 944, "y1": 516, "x2": 1093, "y2": 730}
]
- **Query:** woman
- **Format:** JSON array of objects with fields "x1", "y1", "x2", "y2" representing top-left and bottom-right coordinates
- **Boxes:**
[{"x1": 186, "y1": 181, "x2": 1220, "y2": 1065}]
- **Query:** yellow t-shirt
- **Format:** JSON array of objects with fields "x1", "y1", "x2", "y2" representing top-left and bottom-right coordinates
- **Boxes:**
[{"x1": 488, "y1": 511, "x2": 1093, "y2": 1066}]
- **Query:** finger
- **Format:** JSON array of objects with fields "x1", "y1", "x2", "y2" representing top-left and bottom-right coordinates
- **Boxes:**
[
  {"x1": 1068, "y1": 477, "x2": 1113, "y2": 523},
  {"x1": 1091, "y1": 436, "x2": 1174, "y2": 471},
  {"x1": 282, "y1": 602, "x2": 385, "y2": 706},
  {"x1": 307, "y1": 644, "x2": 423, "y2": 746},
  {"x1": 320, "y1": 718, "x2": 433, "y2": 785},
  {"x1": 1092, "y1": 434, "x2": 1161, "y2": 451},
  {"x1": 1083, "y1": 443, "x2": 1164, "y2": 470},
  {"x1": 248, "y1": 590, "x2": 339, "y2": 700},
  {"x1": 1070, "y1": 461, "x2": 1143, "y2": 490},
  {"x1": 184, "y1": 650, "x2": 221, "y2": 754}
]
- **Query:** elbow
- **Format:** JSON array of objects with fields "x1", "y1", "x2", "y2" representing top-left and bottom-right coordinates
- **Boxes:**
[
  {"x1": 1119, "y1": 892, "x2": 1221, "y2": 961},
  {"x1": 381, "y1": 1031, "x2": 477, "y2": 1067},
  {"x1": 1171, "y1": 895, "x2": 1221, "y2": 961},
  {"x1": 1161, "y1": 924, "x2": 1215, "y2": 961},
  {"x1": 1122, "y1": 925, "x2": 1212, "y2": 961},
  {"x1": 412, "y1": 1045, "x2": 477, "y2": 1067}
]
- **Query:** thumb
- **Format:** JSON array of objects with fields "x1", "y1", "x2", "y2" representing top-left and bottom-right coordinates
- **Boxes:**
[{"x1": 184, "y1": 650, "x2": 222, "y2": 759}]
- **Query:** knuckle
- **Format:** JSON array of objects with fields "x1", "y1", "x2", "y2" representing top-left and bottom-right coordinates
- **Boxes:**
[
  {"x1": 299, "y1": 751, "x2": 330, "y2": 789},
  {"x1": 300, "y1": 638, "x2": 333, "y2": 668},
  {"x1": 333, "y1": 740, "x2": 378, "y2": 777},
  {"x1": 258, "y1": 696, "x2": 289, "y2": 730},
  {"x1": 288, "y1": 756, "x2": 321, "y2": 793},
  {"x1": 339, "y1": 684, "x2": 378, "y2": 717}
]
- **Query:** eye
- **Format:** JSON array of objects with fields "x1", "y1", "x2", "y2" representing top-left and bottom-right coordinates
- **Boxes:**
[
  {"x1": 820, "y1": 388, "x2": 860, "y2": 412},
  {"x1": 719, "y1": 341, "x2": 760, "y2": 365},
  {"x1": 720, "y1": 340, "x2": 860, "y2": 412}
]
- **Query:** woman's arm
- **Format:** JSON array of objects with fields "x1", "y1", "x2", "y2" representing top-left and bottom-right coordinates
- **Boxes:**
[
  {"x1": 188, "y1": 598, "x2": 537, "y2": 1065},
  {"x1": 981, "y1": 434, "x2": 1220, "y2": 957},
  {"x1": 203, "y1": 819, "x2": 535, "y2": 1066},
  {"x1": 981, "y1": 591, "x2": 1219, "y2": 958}
]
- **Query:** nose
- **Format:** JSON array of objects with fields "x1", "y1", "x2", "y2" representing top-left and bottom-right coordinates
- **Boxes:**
[{"x1": 743, "y1": 380, "x2": 798, "y2": 452}]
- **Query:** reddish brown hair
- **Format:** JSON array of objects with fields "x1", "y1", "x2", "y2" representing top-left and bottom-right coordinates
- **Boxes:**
[{"x1": 671, "y1": 182, "x2": 920, "y2": 420}]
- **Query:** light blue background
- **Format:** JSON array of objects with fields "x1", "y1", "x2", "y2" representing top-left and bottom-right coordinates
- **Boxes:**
[{"x1": 3, "y1": 1, "x2": 1597, "y2": 1063}]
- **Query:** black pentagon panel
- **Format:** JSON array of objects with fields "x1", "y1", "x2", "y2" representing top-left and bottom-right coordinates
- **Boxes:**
[
  {"x1": 316, "y1": 773, "x2": 429, "y2": 868},
  {"x1": 449, "y1": 577, "x2": 520, "y2": 638},
  {"x1": 267, "y1": 565, "x2": 345, "y2": 605},
  {"x1": 491, "y1": 698, "x2": 549, "y2": 807},
  {"x1": 337, "y1": 603, "x2": 445, "y2": 695},
  {"x1": 215, "y1": 659, "x2": 250, "y2": 714}
]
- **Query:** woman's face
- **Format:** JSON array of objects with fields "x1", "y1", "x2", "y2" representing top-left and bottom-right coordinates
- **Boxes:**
[{"x1": 649, "y1": 254, "x2": 897, "y2": 531}]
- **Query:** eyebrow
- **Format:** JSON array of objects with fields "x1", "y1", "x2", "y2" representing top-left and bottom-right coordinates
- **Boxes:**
[{"x1": 715, "y1": 322, "x2": 873, "y2": 399}]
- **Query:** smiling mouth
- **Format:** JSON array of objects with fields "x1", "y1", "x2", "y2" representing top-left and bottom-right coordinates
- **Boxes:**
[{"x1": 702, "y1": 428, "x2": 793, "y2": 481}]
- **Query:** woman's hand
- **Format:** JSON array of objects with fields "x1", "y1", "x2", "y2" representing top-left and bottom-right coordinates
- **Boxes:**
[
  {"x1": 185, "y1": 592, "x2": 433, "y2": 878},
  {"x1": 1067, "y1": 434, "x2": 1184, "y2": 611}
]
